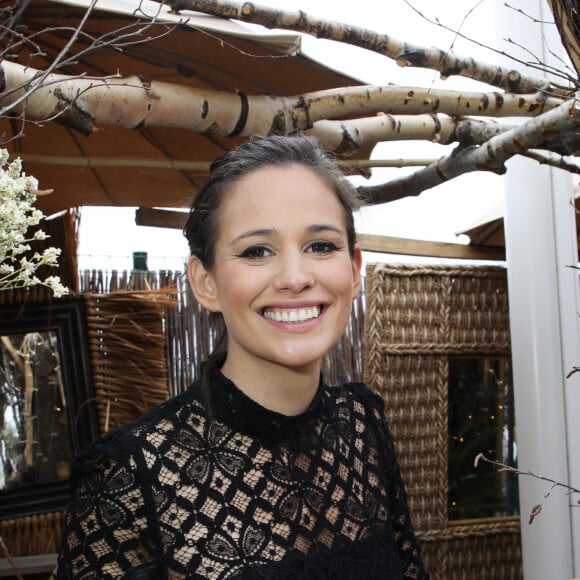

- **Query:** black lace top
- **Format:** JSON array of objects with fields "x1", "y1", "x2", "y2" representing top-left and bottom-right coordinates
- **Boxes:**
[{"x1": 56, "y1": 365, "x2": 428, "y2": 579}]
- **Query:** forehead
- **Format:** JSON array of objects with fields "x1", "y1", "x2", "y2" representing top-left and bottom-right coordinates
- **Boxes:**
[{"x1": 218, "y1": 164, "x2": 347, "y2": 234}]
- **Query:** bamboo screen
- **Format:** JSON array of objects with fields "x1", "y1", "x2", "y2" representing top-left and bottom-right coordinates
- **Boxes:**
[{"x1": 364, "y1": 263, "x2": 522, "y2": 579}]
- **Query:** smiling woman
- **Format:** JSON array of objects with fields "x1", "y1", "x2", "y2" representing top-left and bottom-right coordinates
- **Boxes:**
[
  {"x1": 56, "y1": 136, "x2": 429, "y2": 580},
  {"x1": 187, "y1": 163, "x2": 362, "y2": 415}
]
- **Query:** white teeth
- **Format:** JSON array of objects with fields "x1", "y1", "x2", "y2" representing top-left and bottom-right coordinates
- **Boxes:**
[{"x1": 264, "y1": 306, "x2": 321, "y2": 322}]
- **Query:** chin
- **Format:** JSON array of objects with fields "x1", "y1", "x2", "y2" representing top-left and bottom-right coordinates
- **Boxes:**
[{"x1": 271, "y1": 345, "x2": 329, "y2": 370}]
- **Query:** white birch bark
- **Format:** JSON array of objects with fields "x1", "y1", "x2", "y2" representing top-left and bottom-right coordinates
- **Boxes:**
[
  {"x1": 166, "y1": 0, "x2": 569, "y2": 94},
  {"x1": 359, "y1": 98, "x2": 580, "y2": 204},
  {"x1": 0, "y1": 61, "x2": 564, "y2": 140},
  {"x1": 309, "y1": 115, "x2": 516, "y2": 154}
]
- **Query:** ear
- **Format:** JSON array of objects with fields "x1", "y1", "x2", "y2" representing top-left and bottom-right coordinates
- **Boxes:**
[
  {"x1": 351, "y1": 245, "x2": 363, "y2": 300},
  {"x1": 187, "y1": 256, "x2": 222, "y2": 312}
]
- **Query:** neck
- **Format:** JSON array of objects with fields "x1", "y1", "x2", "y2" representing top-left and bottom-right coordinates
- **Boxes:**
[{"x1": 220, "y1": 354, "x2": 321, "y2": 416}]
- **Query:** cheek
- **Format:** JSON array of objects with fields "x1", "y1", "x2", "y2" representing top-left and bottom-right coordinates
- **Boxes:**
[
  {"x1": 214, "y1": 266, "x2": 262, "y2": 311},
  {"x1": 331, "y1": 258, "x2": 357, "y2": 290}
]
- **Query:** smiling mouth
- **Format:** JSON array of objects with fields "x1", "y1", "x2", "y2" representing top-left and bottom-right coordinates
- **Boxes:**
[{"x1": 263, "y1": 306, "x2": 322, "y2": 323}]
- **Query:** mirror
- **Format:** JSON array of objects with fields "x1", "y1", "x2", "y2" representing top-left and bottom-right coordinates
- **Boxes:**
[{"x1": 0, "y1": 299, "x2": 99, "y2": 519}]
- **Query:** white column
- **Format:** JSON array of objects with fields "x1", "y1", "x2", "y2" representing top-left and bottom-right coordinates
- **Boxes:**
[
  {"x1": 503, "y1": 156, "x2": 576, "y2": 579},
  {"x1": 552, "y1": 167, "x2": 580, "y2": 575}
]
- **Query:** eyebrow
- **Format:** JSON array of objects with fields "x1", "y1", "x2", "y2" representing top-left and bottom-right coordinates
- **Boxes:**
[
  {"x1": 306, "y1": 224, "x2": 344, "y2": 235},
  {"x1": 231, "y1": 224, "x2": 345, "y2": 245}
]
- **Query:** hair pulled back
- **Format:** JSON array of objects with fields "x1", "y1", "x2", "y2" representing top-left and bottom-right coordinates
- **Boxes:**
[{"x1": 183, "y1": 135, "x2": 360, "y2": 269}]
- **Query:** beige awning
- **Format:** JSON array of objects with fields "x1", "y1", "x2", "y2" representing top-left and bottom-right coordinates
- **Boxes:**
[{"x1": 460, "y1": 192, "x2": 580, "y2": 252}]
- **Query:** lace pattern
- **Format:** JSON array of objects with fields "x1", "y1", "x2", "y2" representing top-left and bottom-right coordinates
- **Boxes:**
[{"x1": 56, "y1": 368, "x2": 428, "y2": 579}]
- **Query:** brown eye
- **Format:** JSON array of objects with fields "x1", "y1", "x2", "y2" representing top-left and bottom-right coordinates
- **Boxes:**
[
  {"x1": 239, "y1": 245, "x2": 271, "y2": 259},
  {"x1": 307, "y1": 241, "x2": 339, "y2": 254}
]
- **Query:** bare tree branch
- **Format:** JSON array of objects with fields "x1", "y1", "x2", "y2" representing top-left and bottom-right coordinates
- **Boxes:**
[
  {"x1": 309, "y1": 115, "x2": 516, "y2": 154},
  {"x1": 3, "y1": 0, "x2": 101, "y2": 116},
  {"x1": 165, "y1": 0, "x2": 571, "y2": 94},
  {"x1": 522, "y1": 148, "x2": 580, "y2": 175},
  {"x1": 0, "y1": 61, "x2": 566, "y2": 144},
  {"x1": 0, "y1": 0, "x2": 178, "y2": 120},
  {"x1": 359, "y1": 98, "x2": 580, "y2": 204},
  {"x1": 474, "y1": 453, "x2": 580, "y2": 525},
  {"x1": 405, "y1": 0, "x2": 578, "y2": 89},
  {"x1": 1, "y1": 0, "x2": 579, "y2": 210}
]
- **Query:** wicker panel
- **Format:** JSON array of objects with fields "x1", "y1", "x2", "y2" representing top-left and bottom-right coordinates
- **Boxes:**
[
  {"x1": 363, "y1": 263, "x2": 521, "y2": 579},
  {"x1": 447, "y1": 270, "x2": 511, "y2": 352},
  {"x1": 366, "y1": 264, "x2": 511, "y2": 354},
  {"x1": 420, "y1": 520, "x2": 522, "y2": 580},
  {"x1": 364, "y1": 265, "x2": 448, "y2": 351},
  {"x1": 83, "y1": 289, "x2": 177, "y2": 433},
  {"x1": 0, "y1": 511, "x2": 64, "y2": 557},
  {"x1": 370, "y1": 353, "x2": 448, "y2": 532}
]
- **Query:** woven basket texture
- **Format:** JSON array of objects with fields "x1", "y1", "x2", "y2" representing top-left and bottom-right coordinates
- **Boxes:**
[{"x1": 364, "y1": 264, "x2": 522, "y2": 579}]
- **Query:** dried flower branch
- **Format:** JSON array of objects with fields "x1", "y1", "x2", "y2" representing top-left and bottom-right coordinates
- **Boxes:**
[{"x1": 474, "y1": 452, "x2": 580, "y2": 524}]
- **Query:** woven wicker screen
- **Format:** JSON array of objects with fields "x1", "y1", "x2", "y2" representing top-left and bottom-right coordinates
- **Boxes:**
[
  {"x1": 364, "y1": 264, "x2": 522, "y2": 579},
  {"x1": 83, "y1": 289, "x2": 177, "y2": 434}
]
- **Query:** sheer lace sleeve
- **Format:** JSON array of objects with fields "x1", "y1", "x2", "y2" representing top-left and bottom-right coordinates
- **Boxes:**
[{"x1": 56, "y1": 434, "x2": 161, "y2": 579}]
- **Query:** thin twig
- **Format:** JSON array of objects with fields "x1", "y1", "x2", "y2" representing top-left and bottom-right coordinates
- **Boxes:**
[
  {"x1": 403, "y1": 0, "x2": 575, "y2": 90},
  {"x1": 474, "y1": 452, "x2": 580, "y2": 525}
]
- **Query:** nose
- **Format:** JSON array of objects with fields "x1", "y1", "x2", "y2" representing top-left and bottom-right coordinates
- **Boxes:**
[{"x1": 273, "y1": 250, "x2": 315, "y2": 293}]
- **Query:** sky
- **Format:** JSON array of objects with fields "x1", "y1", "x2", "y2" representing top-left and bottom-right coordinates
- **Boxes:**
[{"x1": 77, "y1": 0, "x2": 556, "y2": 272}]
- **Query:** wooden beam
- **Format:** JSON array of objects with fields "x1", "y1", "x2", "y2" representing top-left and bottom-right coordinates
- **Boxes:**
[
  {"x1": 135, "y1": 208, "x2": 506, "y2": 261},
  {"x1": 135, "y1": 207, "x2": 188, "y2": 229},
  {"x1": 357, "y1": 233, "x2": 506, "y2": 261}
]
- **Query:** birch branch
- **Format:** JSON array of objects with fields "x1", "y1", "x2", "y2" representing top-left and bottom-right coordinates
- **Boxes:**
[
  {"x1": 0, "y1": 61, "x2": 565, "y2": 142},
  {"x1": 314, "y1": 115, "x2": 580, "y2": 155},
  {"x1": 359, "y1": 98, "x2": 580, "y2": 204},
  {"x1": 308, "y1": 115, "x2": 515, "y2": 154},
  {"x1": 523, "y1": 149, "x2": 580, "y2": 175},
  {"x1": 165, "y1": 0, "x2": 567, "y2": 94}
]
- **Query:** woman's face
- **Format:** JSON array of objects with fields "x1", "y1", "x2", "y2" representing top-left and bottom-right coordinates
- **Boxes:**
[{"x1": 189, "y1": 163, "x2": 362, "y2": 375}]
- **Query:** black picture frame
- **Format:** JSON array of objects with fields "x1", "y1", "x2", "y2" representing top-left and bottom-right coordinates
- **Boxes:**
[{"x1": 0, "y1": 298, "x2": 99, "y2": 519}]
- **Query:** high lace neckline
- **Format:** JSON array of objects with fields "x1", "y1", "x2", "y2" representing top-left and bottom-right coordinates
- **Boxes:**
[{"x1": 207, "y1": 360, "x2": 329, "y2": 444}]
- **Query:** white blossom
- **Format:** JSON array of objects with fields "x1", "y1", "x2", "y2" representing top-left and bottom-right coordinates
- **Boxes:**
[{"x1": 0, "y1": 148, "x2": 69, "y2": 297}]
